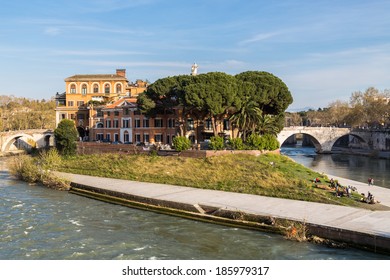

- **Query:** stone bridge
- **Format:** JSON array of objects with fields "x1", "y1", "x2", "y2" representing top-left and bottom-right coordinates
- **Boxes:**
[
  {"x1": 277, "y1": 126, "x2": 372, "y2": 153},
  {"x1": 0, "y1": 129, "x2": 55, "y2": 153}
]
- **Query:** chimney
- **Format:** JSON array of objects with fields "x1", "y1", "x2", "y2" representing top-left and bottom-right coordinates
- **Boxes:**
[{"x1": 116, "y1": 69, "x2": 126, "y2": 77}]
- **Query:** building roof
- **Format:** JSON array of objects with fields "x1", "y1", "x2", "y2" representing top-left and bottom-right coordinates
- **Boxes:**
[
  {"x1": 64, "y1": 74, "x2": 128, "y2": 82},
  {"x1": 104, "y1": 97, "x2": 138, "y2": 109}
]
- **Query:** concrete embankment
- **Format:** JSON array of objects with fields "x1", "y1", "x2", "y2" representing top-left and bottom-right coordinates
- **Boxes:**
[{"x1": 55, "y1": 171, "x2": 390, "y2": 255}]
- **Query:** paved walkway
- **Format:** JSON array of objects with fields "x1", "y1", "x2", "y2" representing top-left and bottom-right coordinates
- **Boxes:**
[{"x1": 56, "y1": 171, "x2": 390, "y2": 242}]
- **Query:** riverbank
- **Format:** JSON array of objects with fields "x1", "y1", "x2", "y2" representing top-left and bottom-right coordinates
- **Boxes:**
[{"x1": 55, "y1": 171, "x2": 390, "y2": 255}]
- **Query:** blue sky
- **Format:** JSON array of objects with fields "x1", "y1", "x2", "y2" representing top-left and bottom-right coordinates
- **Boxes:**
[{"x1": 1, "y1": 0, "x2": 389, "y2": 110}]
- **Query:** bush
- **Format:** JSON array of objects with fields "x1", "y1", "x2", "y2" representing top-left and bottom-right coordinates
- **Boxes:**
[
  {"x1": 8, "y1": 155, "x2": 40, "y2": 183},
  {"x1": 39, "y1": 148, "x2": 62, "y2": 170},
  {"x1": 209, "y1": 136, "x2": 225, "y2": 150},
  {"x1": 244, "y1": 133, "x2": 280, "y2": 151},
  {"x1": 173, "y1": 136, "x2": 191, "y2": 152},
  {"x1": 246, "y1": 134, "x2": 265, "y2": 150},
  {"x1": 7, "y1": 154, "x2": 70, "y2": 191},
  {"x1": 228, "y1": 137, "x2": 244, "y2": 150},
  {"x1": 262, "y1": 134, "x2": 280, "y2": 151}
]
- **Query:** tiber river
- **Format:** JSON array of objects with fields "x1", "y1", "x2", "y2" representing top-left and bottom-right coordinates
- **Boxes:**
[{"x1": 0, "y1": 152, "x2": 389, "y2": 260}]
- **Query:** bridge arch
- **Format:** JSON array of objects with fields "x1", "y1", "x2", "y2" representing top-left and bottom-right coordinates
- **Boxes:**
[
  {"x1": 1, "y1": 133, "x2": 37, "y2": 153},
  {"x1": 279, "y1": 132, "x2": 322, "y2": 152},
  {"x1": 331, "y1": 133, "x2": 369, "y2": 150}
]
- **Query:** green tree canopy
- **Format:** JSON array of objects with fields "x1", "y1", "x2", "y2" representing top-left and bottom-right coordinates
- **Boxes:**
[
  {"x1": 54, "y1": 119, "x2": 78, "y2": 156},
  {"x1": 235, "y1": 71, "x2": 293, "y2": 115},
  {"x1": 137, "y1": 70, "x2": 293, "y2": 137}
]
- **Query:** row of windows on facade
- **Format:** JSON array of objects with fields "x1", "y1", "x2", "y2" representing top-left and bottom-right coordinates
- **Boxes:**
[
  {"x1": 64, "y1": 111, "x2": 230, "y2": 131},
  {"x1": 97, "y1": 118, "x2": 230, "y2": 130},
  {"x1": 98, "y1": 118, "x2": 175, "y2": 128},
  {"x1": 95, "y1": 132, "x2": 173, "y2": 144},
  {"x1": 69, "y1": 83, "x2": 123, "y2": 94}
]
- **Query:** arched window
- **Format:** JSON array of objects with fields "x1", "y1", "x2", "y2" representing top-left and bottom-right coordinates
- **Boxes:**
[
  {"x1": 104, "y1": 83, "x2": 110, "y2": 94},
  {"x1": 116, "y1": 84, "x2": 122, "y2": 93},
  {"x1": 96, "y1": 122, "x2": 104, "y2": 128},
  {"x1": 93, "y1": 84, "x2": 99, "y2": 93},
  {"x1": 70, "y1": 84, "x2": 76, "y2": 93},
  {"x1": 81, "y1": 84, "x2": 87, "y2": 95}
]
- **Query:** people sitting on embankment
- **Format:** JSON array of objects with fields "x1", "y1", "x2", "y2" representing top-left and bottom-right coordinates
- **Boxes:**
[
  {"x1": 327, "y1": 178, "x2": 380, "y2": 204},
  {"x1": 361, "y1": 191, "x2": 380, "y2": 204}
]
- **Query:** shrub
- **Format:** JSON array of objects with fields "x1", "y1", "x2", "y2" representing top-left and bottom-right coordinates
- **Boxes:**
[
  {"x1": 173, "y1": 136, "x2": 191, "y2": 152},
  {"x1": 8, "y1": 155, "x2": 40, "y2": 183},
  {"x1": 262, "y1": 134, "x2": 280, "y2": 151},
  {"x1": 246, "y1": 134, "x2": 265, "y2": 150},
  {"x1": 7, "y1": 154, "x2": 70, "y2": 191},
  {"x1": 39, "y1": 148, "x2": 62, "y2": 170},
  {"x1": 209, "y1": 136, "x2": 225, "y2": 150},
  {"x1": 228, "y1": 137, "x2": 244, "y2": 150}
]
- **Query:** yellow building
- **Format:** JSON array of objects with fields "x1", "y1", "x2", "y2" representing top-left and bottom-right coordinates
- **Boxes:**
[{"x1": 55, "y1": 69, "x2": 147, "y2": 139}]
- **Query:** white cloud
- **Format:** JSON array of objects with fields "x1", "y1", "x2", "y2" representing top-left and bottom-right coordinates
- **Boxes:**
[
  {"x1": 44, "y1": 27, "x2": 61, "y2": 36},
  {"x1": 239, "y1": 32, "x2": 280, "y2": 46}
]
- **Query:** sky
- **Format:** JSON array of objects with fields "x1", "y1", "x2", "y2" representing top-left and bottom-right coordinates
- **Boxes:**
[{"x1": 1, "y1": 0, "x2": 389, "y2": 110}]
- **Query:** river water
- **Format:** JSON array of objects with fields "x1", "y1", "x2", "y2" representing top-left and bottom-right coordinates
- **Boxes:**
[
  {"x1": 280, "y1": 146, "x2": 390, "y2": 189},
  {"x1": 0, "y1": 158, "x2": 389, "y2": 260}
]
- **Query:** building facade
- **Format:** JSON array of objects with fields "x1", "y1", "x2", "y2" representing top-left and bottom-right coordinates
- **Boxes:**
[
  {"x1": 91, "y1": 97, "x2": 177, "y2": 145},
  {"x1": 55, "y1": 67, "x2": 235, "y2": 146},
  {"x1": 55, "y1": 69, "x2": 148, "y2": 140}
]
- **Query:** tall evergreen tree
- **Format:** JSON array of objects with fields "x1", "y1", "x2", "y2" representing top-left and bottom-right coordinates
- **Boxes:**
[{"x1": 54, "y1": 119, "x2": 78, "y2": 156}]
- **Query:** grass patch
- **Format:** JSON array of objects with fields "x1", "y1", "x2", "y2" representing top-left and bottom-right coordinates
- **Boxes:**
[{"x1": 54, "y1": 152, "x2": 371, "y2": 208}]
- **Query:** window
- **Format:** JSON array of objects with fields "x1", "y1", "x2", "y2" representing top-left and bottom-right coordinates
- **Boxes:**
[
  {"x1": 93, "y1": 84, "x2": 99, "y2": 93},
  {"x1": 124, "y1": 132, "x2": 130, "y2": 143},
  {"x1": 154, "y1": 134, "x2": 162, "y2": 143},
  {"x1": 116, "y1": 84, "x2": 122, "y2": 93},
  {"x1": 135, "y1": 134, "x2": 141, "y2": 143},
  {"x1": 124, "y1": 108, "x2": 129, "y2": 115},
  {"x1": 67, "y1": 101, "x2": 74, "y2": 107},
  {"x1": 123, "y1": 119, "x2": 130, "y2": 128},
  {"x1": 135, "y1": 119, "x2": 141, "y2": 128},
  {"x1": 96, "y1": 110, "x2": 103, "y2": 117},
  {"x1": 114, "y1": 111, "x2": 119, "y2": 116},
  {"x1": 143, "y1": 118, "x2": 149, "y2": 128},
  {"x1": 96, "y1": 133, "x2": 104, "y2": 141},
  {"x1": 205, "y1": 119, "x2": 212, "y2": 130},
  {"x1": 70, "y1": 84, "x2": 76, "y2": 93},
  {"x1": 168, "y1": 119, "x2": 175, "y2": 128},
  {"x1": 81, "y1": 84, "x2": 87, "y2": 95},
  {"x1": 134, "y1": 110, "x2": 141, "y2": 115},
  {"x1": 166, "y1": 135, "x2": 170, "y2": 144},
  {"x1": 104, "y1": 84, "x2": 110, "y2": 94},
  {"x1": 223, "y1": 119, "x2": 230, "y2": 131},
  {"x1": 154, "y1": 118, "x2": 163, "y2": 127},
  {"x1": 77, "y1": 114, "x2": 84, "y2": 120},
  {"x1": 114, "y1": 134, "x2": 119, "y2": 142},
  {"x1": 96, "y1": 122, "x2": 103, "y2": 128},
  {"x1": 144, "y1": 133, "x2": 149, "y2": 143},
  {"x1": 106, "y1": 120, "x2": 111, "y2": 128},
  {"x1": 106, "y1": 134, "x2": 111, "y2": 141},
  {"x1": 107, "y1": 111, "x2": 111, "y2": 117},
  {"x1": 113, "y1": 120, "x2": 119, "y2": 128},
  {"x1": 187, "y1": 118, "x2": 194, "y2": 131},
  {"x1": 77, "y1": 101, "x2": 84, "y2": 107}
]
